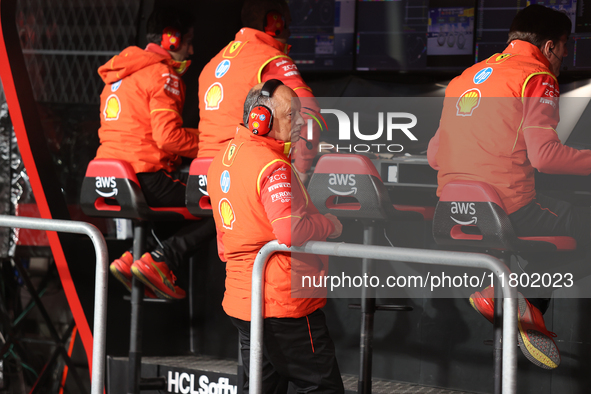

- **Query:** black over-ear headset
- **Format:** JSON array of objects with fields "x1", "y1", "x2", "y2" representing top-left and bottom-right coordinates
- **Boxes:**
[{"x1": 247, "y1": 79, "x2": 284, "y2": 136}]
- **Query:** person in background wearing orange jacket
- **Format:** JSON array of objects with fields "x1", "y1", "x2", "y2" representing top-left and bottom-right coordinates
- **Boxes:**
[
  {"x1": 208, "y1": 80, "x2": 344, "y2": 394},
  {"x1": 428, "y1": 5, "x2": 591, "y2": 370},
  {"x1": 198, "y1": 0, "x2": 320, "y2": 184},
  {"x1": 95, "y1": 7, "x2": 215, "y2": 300}
]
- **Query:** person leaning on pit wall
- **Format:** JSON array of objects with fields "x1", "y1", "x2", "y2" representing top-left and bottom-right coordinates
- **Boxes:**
[
  {"x1": 428, "y1": 4, "x2": 591, "y2": 369},
  {"x1": 96, "y1": 7, "x2": 216, "y2": 300},
  {"x1": 208, "y1": 80, "x2": 344, "y2": 394},
  {"x1": 198, "y1": 0, "x2": 322, "y2": 184}
]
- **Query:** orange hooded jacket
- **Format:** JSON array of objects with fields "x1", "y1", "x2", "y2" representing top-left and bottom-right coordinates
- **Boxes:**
[
  {"x1": 428, "y1": 40, "x2": 591, "y2": 214},
  {"x1": 198, "y1": 28, "x2": 319, "y2": 173},
  {"x1": 207, "y1": 126, "x2": 334, "y2": 321},
  {"x1": 95, "y1": 43, "x2": 199, "y2": 173}
]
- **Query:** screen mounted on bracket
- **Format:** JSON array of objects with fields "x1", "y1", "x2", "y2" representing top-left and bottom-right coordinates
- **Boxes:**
[
  {"x1": 287, "y1": 0, "x2": 356, "y2": 71},
  {"x1": 356, "y1": 0, "x2": 476, "y2": 72}
]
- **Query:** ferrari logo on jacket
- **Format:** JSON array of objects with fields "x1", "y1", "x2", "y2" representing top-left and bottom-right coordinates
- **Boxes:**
[{"x1": 223, "y1": 41, "x2": 247, "y2": 58}]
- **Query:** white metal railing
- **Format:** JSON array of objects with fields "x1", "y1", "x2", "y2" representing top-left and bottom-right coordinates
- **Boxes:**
[
  {"x1": 250, "y1": 241, "x2": 518, "y2": 394},
  {"x1": 0, "y1": 215, "x2": 108, "y2": 394}
]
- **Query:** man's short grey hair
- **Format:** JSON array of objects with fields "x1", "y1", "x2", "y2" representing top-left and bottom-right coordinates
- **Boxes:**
[{"x1": 243, "y1": 87, "x2": 275, "y2": 125}]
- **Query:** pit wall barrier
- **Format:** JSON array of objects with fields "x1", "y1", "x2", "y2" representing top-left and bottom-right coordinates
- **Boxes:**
[
  {"x1": 250, "y1": 240, "x2": 519, "y2": 394},
  {"x1": 0, "y1": 215, "x2": 108, "y2": 394},
  {"x1": 0, "y1": 215, "x2": 519, "y2": 394}
]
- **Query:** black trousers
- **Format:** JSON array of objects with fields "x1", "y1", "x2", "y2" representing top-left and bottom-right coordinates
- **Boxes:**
[
  {"x1": 136, "y1": 170, "x2": 216, "y2": 270},
  {"x1": 508, "y1": 193, "x2": 591, "y2": 310},
  {"x1": 230, "y1": 309, "x2": 344, "y2": 394}
]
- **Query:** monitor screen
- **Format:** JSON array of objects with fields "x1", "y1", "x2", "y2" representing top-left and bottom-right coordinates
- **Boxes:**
[
  {"x1": 287, "y1": 0, "x2": 356, "y2": 71},
  {"x1": 356, "y1": 0, "x2": 476, "y2": 71},
  {"x1": 565, "y1": 98, "x2": 591, "y2": 149},
  {"x1": 475, "y1": 0, "x2": 591, "y2": 73}
]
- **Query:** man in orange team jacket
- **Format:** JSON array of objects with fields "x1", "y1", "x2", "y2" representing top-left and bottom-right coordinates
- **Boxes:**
[
  {"x1": 428, "y1": 5, "x2": 591, "y2": 369},
  {"x1": 208, "y1": 80, "x2": 344, "y2": 393},
  {"x1": 96, "y1": 8, "x2": 215, "y2": 300},
  {"x1": 199, "y1": 0, "x2": 320, "y2": 183}
]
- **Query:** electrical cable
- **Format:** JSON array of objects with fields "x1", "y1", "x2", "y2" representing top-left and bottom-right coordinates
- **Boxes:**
[{"x1": 151, "y1": 228, "x2": 165, "y2": 251}]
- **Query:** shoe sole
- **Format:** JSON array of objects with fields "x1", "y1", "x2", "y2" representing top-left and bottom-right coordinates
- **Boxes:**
[
  {"x1": 516, "y1": 295, "x2": 560, "y2": 369},
  {"x1": 131, "y1": 265, "x2": 181, "y2": 300},
  {"x1": 110, "y1": 264, "x2": 132, "y2": 292},
  {"x1": 111, "y1": 264, "x2": 159, "y2": 298}
]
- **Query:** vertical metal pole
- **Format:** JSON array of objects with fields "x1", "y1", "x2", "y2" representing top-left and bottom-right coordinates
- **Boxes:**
[
  {"x1": 493, "y1": 269, "x2": 503, "y2": 394},
  {"x1": 358, "y1": 225, "x2": 374, "y2": 394},
  {"x1": 502, "y1": 295, "x2": 518, "y2": 394},
  {"x1": 237, "y1": 339, "x2": 245, "y2": 394},
  {"x1": 128, "y1": 222, "x2": 146, "y2": 394},
  {"x1": 189, "y1": 256, "x2": 196, "y2": 354}
]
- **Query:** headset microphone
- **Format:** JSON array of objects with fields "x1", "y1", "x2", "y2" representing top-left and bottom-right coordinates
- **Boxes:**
[
  {"x1": 549, "y1": 47, "x2": 563, "y2": 65},
  {"x1": 298, "y1": 136, "x2": 313, "y2": 150}
]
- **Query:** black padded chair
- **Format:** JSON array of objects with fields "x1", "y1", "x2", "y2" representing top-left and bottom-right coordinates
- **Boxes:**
[
  {"x1": 308, "y1": 153, "x2": 435, "y2": 394},
  {"x1": 432, "y1": 180, "x2": 576, "y2": 394},
  {"x1": 81, "y1": 158, "x2": 199, "y2": 393},
  {"x1": 185, "y1": 157, "x2": 214, "y2": 217}
]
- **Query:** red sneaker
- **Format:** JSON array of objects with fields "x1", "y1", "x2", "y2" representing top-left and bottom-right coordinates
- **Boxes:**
[
  {"x1": 469, "y1": 287, "x2": 560, "y2": 369},
  {"x1": 517, "y1": 294, "x2": 560, "y2": 369},
  {"x1": 110, "y1": 252, "x2": 134, "y2": 291},
  {"x1": 131, "y1": 253, "x2": 186, "y2": 300},
  {"x1": 469, "y1": 286, "x2": 495, "y2": 324},
  {"x1": 109, "y1": 252, "x2": 157, "y2": 298}
]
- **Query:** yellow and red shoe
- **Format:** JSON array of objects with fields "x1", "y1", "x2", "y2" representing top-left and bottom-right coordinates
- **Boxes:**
[
  {"x1": 109, "y1": 252, "x2": 157, "y2": 298},
  {"x1": 517, "y1": 294, "x2": 560, "y2": 369},
  {"x1": 131, "y1": 253, "x2": 186, "y2": 300},
  {"x1": 469, "y1": 285, "x2": 495, "y2": 324},
  {"x1": 469, "y1": 286, "x2": 560, "y2": 369},
  {"x1": 110, "y1": 252, "x2": 134, "y2": 291}
]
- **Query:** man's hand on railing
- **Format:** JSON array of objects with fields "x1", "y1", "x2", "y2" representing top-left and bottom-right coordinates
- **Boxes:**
[{"x1": 324, "y1": 213, "x2": 342, "y2": 239}]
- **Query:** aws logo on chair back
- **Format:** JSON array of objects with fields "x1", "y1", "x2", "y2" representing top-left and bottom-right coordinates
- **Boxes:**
[
  {"x1": 449, "y1": 202, "x2": 478, "y2": 226},
  {"x1": 95, "y1": 176, "x2": 118, "y2": 198}
]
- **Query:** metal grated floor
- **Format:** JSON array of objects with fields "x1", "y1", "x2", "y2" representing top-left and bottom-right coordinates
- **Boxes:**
[
  {"x1": 341, "y1": 374, "x2": 478, "y2": 394},
  {"x1": 119, "y1": 356, "x2": 479, "y2": 394}
]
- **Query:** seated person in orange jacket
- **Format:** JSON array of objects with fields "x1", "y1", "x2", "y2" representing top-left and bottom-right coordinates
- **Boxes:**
[
  {"x1": 95, "y1": 7, "x2": 215, "y2": 300},
  {"x1": 198, "y1": 0, "x2": 321, "y2": 183},
  {"x1": 428, "y1": 5, "x2": 591, "y2": 369},
  {"x1": 208, "y1": 80, "x2": 344, "y2": 393}
]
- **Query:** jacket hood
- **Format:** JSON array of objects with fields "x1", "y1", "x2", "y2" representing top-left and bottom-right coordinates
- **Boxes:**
[{"x1": 98, "y1": 45, "x2": 191, "y2": 84}]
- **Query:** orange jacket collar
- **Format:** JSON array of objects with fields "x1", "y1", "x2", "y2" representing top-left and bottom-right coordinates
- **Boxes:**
[
  {"x1": 145, "y1": 43, "x2": 171, "y2": 58},
  {"x1": 145, "y1": 43, "x2": 191, "y2": 75},
  {"x1": 505, "y1": 40, "x2": 552, "y2": 73},
  {"x1": 236, "y1": 125, "x2": 291, "y2": 157},
  {"x1": 236, "y1": 27, "x2": 291, "y2": 54}
]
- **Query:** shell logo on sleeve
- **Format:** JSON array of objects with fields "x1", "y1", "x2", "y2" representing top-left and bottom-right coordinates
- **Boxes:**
[
  {"x1": 205, "y1": 83, "x2": 224, "y2": 110},
  {"x1": 103, "y1": 94, "x2": 121, "y2": 121},
  {"x1": 456, "y1": 88, "x2": 481, "y2": 117},
  {"x1": 219, "y1": 198, "x2": 236, "y2": 230}
]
